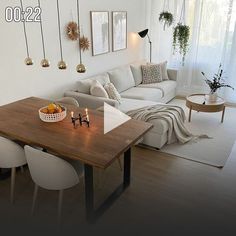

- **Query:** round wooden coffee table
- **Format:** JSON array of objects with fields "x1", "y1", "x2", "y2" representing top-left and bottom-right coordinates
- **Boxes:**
[{"x1": 186, "y1": 94, "x2": 226, "y2": 123}]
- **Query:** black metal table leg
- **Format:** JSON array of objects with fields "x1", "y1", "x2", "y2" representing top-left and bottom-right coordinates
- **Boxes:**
[
  {"x1": 84, "y1": 147, "x2": 132, "y2": 224},
  {"x1": 84, "y1": 164, "x2": 94, "y2": 222},
  {"x1": 123, "y1": 148, "x2": 131, "y2": 187}
]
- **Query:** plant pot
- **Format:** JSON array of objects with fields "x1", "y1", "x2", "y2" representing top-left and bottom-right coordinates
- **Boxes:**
[{"x1": 208, "y1": 92, "x2": 218, "y2": 102}]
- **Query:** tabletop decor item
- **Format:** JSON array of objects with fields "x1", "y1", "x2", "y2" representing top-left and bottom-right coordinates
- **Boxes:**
[
  {"x1": 66, "y1": 22, "x2": 79, "y2": 41},
  {"x1": 173, "y1": 0, "x2": 190, "y2": 66},
  {"x1": 159, "y1": 0, "x2": 174, "y2": 31},
  {"x1": 91, "y1": 11, "x2": 110, "y2": 56},
  {"x1": 38, "y1": 0, "x2": 50, "y2": 68},
  {"x1": 112, "y1": 11, "x2": 127, "y2": 51},
  {"x1": 56, "y1": 0, "x2": 67, "y2": 70},
  {"x1": 39, "y1": 103, "x2": 66, "y2": 122},
  {"x1": 20, "y1": 0, "x2": 33, "y2": 66},
  {"x1": 71, "y1": 108, "x2": 90, "y2": 128},
  {"x1": 201, "y1": 64, "x2": 234, "y2": 102}
]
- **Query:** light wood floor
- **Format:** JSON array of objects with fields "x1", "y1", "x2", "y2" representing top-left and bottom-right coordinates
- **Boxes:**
[{"x1": 1, "y1": 145, "x2": 236, "y2": 235}]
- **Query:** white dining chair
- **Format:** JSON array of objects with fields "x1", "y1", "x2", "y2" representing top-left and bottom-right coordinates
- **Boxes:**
[
  {"x1": 24, "y1": 145, "x2": 81, "y2": 223},
  {"x1": 56, "y1": 97, "x2": 80, "y2": 107},
  {"x1": 0, "y1": 136, "x2": 26, "y2": 203}
]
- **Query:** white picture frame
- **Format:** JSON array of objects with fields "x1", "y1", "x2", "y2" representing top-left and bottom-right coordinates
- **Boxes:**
[
  {"x1": 112, "y1": 11, "x2": 127, "y2": 52},
  {"x1": 90, "y1": 11, "x2": 110, "y2": 56}
]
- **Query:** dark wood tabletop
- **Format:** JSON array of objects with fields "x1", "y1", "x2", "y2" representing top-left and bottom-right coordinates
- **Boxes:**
[{"x1": 0, "y1": 97, "x2": 153, "y2": 169}]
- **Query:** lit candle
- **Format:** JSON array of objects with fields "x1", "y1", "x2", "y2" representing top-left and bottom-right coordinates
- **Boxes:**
[
  {"x1": 85, "y1": 108, "x2": 89, "y2": 122},
  {"x1": 71, "y1": 111, "x2": 74, "y2": 118}
]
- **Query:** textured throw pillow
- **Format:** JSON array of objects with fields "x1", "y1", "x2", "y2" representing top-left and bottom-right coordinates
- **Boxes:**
[
  {"x1": 90, "y1": 80, "x2": 109, "y2": 98},
  {"x1": 104, "y1": 83, "x2": 121, "y2": 103},
  {"x1": 160, "y1": 61, "x2": 169, "y2": 81},
  {"x1": 141, "y1": 64, "x2": 162, "y2": 84}
]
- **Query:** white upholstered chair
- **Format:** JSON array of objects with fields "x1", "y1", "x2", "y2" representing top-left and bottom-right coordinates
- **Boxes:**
[
  {"x1": 0, "y1": 137, "x2": 26, "y2": 203},
  {"x1": 24, "y1": 145, "x2": 81, "y2": 222}
]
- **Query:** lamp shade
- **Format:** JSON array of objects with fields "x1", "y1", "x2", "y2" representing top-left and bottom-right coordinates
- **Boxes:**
[{"x1": 138, "y1": 29, "x2": 149, "y2": 38}]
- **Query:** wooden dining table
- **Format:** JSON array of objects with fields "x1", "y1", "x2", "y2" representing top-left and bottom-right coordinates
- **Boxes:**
[{"x1": 0, "y1": 97, "x2": 153, "y2": 223}]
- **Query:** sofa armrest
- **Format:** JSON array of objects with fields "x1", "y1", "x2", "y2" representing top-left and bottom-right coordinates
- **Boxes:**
[
  {"x1": 167, "y1": 69, "x2": 178, "y2": 81},
  {"x1": 64, "y1": 91, "x2": 119, "y2": 109}
]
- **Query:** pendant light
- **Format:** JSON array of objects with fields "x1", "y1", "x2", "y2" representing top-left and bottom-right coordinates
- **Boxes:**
[
  {"x1": 20, "y1": 0, "x2": 33, "y2": 65},
  {"x1": 38, "y1": 0, "x2": 50, "y2": 68},
  {"x1": 76, "y1": 0, "x2": 86, "y2": 73},
  {"x1": 56, "y1": 0, "x2": 67, "y2": 70}
]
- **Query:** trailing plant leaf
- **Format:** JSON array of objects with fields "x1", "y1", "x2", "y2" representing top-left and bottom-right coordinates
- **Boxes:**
[
  {"x1": 201, "y1": 64, "x2": 234, "y2": 93},
  {"x1": 173, "y1": 23, "x2": 190, "y2": 65},
  {"x1": 159, "y1": 11, "x2": 174, "y2": 30}
]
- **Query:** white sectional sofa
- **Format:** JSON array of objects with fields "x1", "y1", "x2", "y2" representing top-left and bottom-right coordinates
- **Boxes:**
[{"x1": 65, "y1": 61, "x2": 178, "y2": 149}]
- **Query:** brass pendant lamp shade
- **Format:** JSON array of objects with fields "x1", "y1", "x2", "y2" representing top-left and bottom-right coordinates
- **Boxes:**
[
  {"x1": 38, "y1": 0, "x2": 50, "y2": 68},
  {"x1": 20, "y1": 0, "x2": 33, "y2": 66},
  {"x1": 56, "y1": 0, "x2": 67, "y2": 70},
  {"x1": 76, "y1": 0, "x2": 86, "y2": 73}
]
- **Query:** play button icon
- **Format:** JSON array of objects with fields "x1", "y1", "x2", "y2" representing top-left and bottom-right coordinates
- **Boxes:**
[{"x1": 104, "y1": 103, "x2": 131, "y2": 134}]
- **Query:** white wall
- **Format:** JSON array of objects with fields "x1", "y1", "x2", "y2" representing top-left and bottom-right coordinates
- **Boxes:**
[{"x1": 0, "y1": 0, "x2": 146, "y2": 105}]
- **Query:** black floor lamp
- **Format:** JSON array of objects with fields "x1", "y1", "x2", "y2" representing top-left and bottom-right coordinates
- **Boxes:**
[{"x1": 138, "y1": 29, "x2": 152, "y2": 63}]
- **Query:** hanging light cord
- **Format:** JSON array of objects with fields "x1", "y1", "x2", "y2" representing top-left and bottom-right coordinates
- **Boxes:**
[
  {"x1": 76, "y1": 0, "x2": 82, "y2": 63},
  {"x1": 20, "y1": 0, "x2": 30, "y2": 58},
  {"x1": 38, "y1": 0, "x2": 46, "y2": 59},
  {"x1": 56, "y1": 0, "x2": 64, "y2": 61},
  {"x1": 179, "y1": 0, "x2": 186, "y2": 24}
]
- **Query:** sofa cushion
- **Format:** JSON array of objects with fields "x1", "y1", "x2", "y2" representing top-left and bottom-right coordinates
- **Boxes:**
[
  {"x1": 104, "y1": 83, "x2": 121, "y2": 103},
  {"x1": 108, "y1": 66, "x2": 136, "y2": 93},
  {"x1": 90, "y1": 80, "x2": 109, "y2": 98},
  {"x1": 77, "y1": 73, "x2": 110, "y2": 94},
  {"x1": 141, "y1": 64, "x2": 162, "y2": 84},
  {"x1": 130, "y1": 61, "x2": 146, "y2": 86},
  {"x1": 138, "y1": 80, "x2": 177, "y2": 97},
  {"x1": 120, "y1": 87, "x2": 163, "y2": 102},
  {"x1": 160, "y1": 61, "x2": 169, "y2": 81}
]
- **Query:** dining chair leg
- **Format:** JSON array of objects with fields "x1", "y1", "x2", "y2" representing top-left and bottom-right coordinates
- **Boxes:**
[
  {"x1": 31, "y1": 184, "x2": 38, "y2": 215},
  {"x1": 58, "y1": 190, "x2": 64, "y2": 224},
  {"x1": 10, "y1": 167, "x2": 16, "y2": 203}
]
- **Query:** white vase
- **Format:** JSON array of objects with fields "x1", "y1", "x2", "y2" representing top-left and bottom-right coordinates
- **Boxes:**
[{"x1": 208, "y1": 92, "x2": 218, "y2": 102}]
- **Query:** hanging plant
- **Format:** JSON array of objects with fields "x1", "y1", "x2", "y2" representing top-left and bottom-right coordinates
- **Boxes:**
[
  {"x1": 159, "y1": 11, "x2": 174, "y2": 30},
  {"x1": 173, "y1": 23, "x2": 190, "y2": 64},
  {"x1": 172, "y1": 0, "x2": 190, "y2": 65},
  {"x1": 79, "y1": 36, "x2": 90, "y2": 52}
]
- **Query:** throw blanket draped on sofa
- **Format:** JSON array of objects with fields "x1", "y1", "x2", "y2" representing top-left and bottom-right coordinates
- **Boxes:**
[{"x1": 126, "y1": 104, "x2": 209, "y2": 144}]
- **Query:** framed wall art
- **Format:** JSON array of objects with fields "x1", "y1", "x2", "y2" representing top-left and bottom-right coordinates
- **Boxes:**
[
  {"x1": 90, "y1": 11, "x2": 110, "y2": 56},
  {"x1": 112, "y1": 11, "x2": 127, "y2": 51}
]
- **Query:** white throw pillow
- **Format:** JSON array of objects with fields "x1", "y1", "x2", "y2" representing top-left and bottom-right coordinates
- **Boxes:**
[
  {"x1": 90, "y1": 80, "x2": 109, "y2": 98},
  {"x1": 108, "y1": 66, "x2": 135, "y2": 93},
  {"x1": 160, "y1": 61, "x2": 169, "y2": 81},
  {"x1": 104, "y1": 83, "x2": 121, "y2": 103}
]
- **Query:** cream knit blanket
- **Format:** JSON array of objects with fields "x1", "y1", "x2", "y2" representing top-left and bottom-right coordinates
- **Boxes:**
[{"x1": 126, "y1": 104, "x2": 210, "y2": 144}]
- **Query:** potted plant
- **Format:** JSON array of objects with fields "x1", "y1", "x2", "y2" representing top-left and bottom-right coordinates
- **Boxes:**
[
  {"x1": 159, "y1": 11, "x2": 174, "y2": 30},
  {"x1": 201, "y1": 64, "x2": 234, "y2": 102}
]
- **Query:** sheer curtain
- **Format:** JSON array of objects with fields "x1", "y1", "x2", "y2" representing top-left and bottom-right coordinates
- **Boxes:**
[{"x1": 146, "y1": 0, "x2": 236, "y2": 103}]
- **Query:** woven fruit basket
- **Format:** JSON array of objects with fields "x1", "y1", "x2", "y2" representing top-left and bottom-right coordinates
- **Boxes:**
[{"x1": 39, "y1": 106, "x2": 67, "y2": 123}]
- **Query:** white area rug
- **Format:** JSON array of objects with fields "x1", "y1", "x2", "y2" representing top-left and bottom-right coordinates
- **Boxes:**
[{"x1": 160, "y1": 99, "x2": 236, "y2": 168}]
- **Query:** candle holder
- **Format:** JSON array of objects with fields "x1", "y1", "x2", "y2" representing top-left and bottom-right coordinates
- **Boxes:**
[{"x1": 71, "y1": 113, "x2": 90, "y2": 128}]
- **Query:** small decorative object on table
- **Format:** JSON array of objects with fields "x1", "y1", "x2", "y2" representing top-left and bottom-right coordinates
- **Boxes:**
[
  {"x1": 39, "y1": 103, "x2": 66, "y2": 122},
  {"x1": 201, "y1": 64, "x2": 234, "y2": 102},
  {"x1": 71, "y1": 108, "x2": 90, "y2": 128}
]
